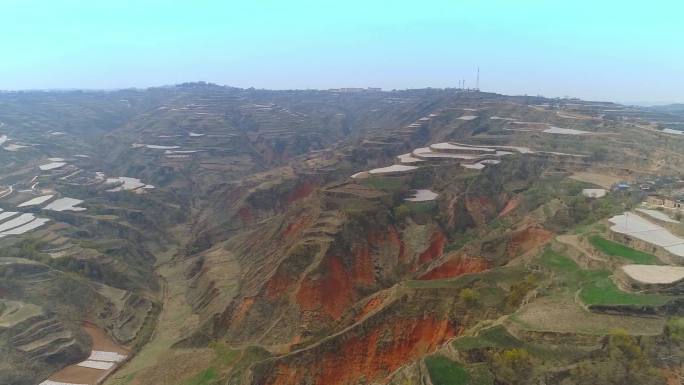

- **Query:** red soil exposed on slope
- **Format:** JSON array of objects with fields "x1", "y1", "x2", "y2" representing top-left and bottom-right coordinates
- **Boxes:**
[
  {"x1": 238, "y1": 207, "x2": 254, "y2": 223},
  {"x1": 498, "y1": 196, "x2": 520, "y2": 217},
  {"x1": 296, "y1": 256, "x2": 354, "y2": 320},
  {"x1": 231, "y1": 297, "x2": 255, "y2": 324},
  {"x1": 418, "y1": 231, "x2": 446, "y2": 264},
  {"x1": 507, "y1": 226, "x2": 553, "y2": 256},
  {"x1": 294, "y1": 227, "x2": 407, "y2": 319},
  {"x1": 286, "y1": 182, "x2": 316, "y2": 204},
  {"x1": 265, "y1": 270, "x2": 296, "y2": 300},
  {"x1": 465, "y1": 196, "x2": 497, "y2": 226},
  {"x1": 281, "y1": 215, "x2": 311, "y2": 238},
  {"x1": 351, "y1": 245, "x2": 375, "y2": 286},
  {"x1": 265, "y1": 317, "x2": 457, "y2": 385},
  {"x1": 419, "y1": 256, "x2": 489, "y2": 280}
]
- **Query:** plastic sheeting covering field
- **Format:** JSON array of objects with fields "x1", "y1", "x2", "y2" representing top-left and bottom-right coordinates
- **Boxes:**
[
  {"x1": 44, "y1": 197, "x2": 86, "y2": 212},
  {"x1": 622, "y1": 264, "x2": 684, "y2": 284},
  {"x1": 609, "y1": 212, "x2": 684, "y2": 257},
  {"x1": 405, "y1": 189, "x2": 438, "y2": 202},
  {"x1": 636, "y1": 208, "x2": 679, "y2": 223}
]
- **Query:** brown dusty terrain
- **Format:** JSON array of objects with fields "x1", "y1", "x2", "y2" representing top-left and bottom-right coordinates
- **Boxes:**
[{"x1": 48, "y1": 323, "x2": 129, "y2": 385}]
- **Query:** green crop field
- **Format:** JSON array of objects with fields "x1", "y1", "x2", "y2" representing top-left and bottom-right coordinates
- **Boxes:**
[
  {"x1": 580, "y1": 277, "x2": 672, "y2": 306},
  {"x1": 588, "y1": 235, "x2": 660, "y2": 264},
  {"x1": 540, "y1": 249, "x2": 672, "y2": 307},
  {"x1": 425, "y1": 355, "x2": 469, "y2": 385},
  {"x1": 453, "y1": 325, "x2": 522, "y2": 351},
  {"x1": 539, "y1": 249, "x2": 606, "y2": 289}
]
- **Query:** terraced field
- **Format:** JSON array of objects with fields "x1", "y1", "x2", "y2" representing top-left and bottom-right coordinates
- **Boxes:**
[{"x1": 589, "y1": 235, "x2": 661, "y2": 264}]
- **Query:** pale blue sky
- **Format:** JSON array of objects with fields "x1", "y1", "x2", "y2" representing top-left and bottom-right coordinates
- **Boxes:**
[{"x1": 1, "y1": 1, "x2": 682, "y2": 103}]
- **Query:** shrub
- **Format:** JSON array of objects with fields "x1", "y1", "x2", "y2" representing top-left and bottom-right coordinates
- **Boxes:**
[{"x1": 459, "y1": 288, "x2": 480, "y2": 306}]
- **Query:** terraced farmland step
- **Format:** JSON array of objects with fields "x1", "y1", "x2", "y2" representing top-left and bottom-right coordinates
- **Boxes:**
[
  {"x1": 0, "y1": 304, "x2": 45, "y2": 330},
  {"x1": 31, "y1": 339, "x2": 79, "y2": 362},
  {"x1": 11, "y1": 319, "x2": 65, "y2": 346},
  {"x1": 16, "y1": 330, "x2": 73, "y2": 354}
]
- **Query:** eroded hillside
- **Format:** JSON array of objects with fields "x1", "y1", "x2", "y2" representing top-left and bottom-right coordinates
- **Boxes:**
[{"x1": 1, "y1": 85, "x2": 684, "y2": 385}]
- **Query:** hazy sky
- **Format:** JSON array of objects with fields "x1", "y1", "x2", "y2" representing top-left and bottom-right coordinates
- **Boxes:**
[{"x1": 2, "y1": 1, "x2": 682, "y2": 104}]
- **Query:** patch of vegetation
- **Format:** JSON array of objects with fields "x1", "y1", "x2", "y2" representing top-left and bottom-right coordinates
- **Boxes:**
[
  {"x1": 182, "y1": 368, "x2": 218, "y2": 385},
  {"x1": 444, "y1": 231, "x2": 475, "y2": 253},
  {"x1": 405, "y1": 274, "x2": 478, "y2": 289},
  {"x1": 453, "y1": 326, "x2": 521, "y2": 351},
  {"x1": 178, "y1": 343, "x2": 240, "y2": 385},
  {"x1": 505, "y1": 274, "x2": 539, "y2": 311},
  {"x1": 466, "y1": 363, "x2": 495, "y2": 385},
  {"x1": 455, "y1": 324, "x2": 590, "y2": 365},
  {"x1": 539, "y1": 249, "x2": 674, "y2": 307},
  {"x1": 540, "y1": 249, "x2": 609, "y2": 292},
  {"x1": 0, "y1": 238, "x2": 51, "y2": 263},
  {"x1": 459, "y1": 288, "x2": 480, "y2": 306},
  {"x1": 491, "y1": 348, "x2": 533, "y2": 385},
  {"x1": 425, "y1": 355, "x2": 469, "y2": 385},
  {"x1": 666, "y1": 317, "x2": 684, "y2": 343},
  {"x1": 580, "y1": 277, "x2": 672, "y2": 306},
  {"x1": 393, "y1": 201, "x2": 436, "y2": 221},
  {"x1": 361, "y1": 176, "x2": 405, "y2": 191},
  {"x1": 588, "y1": 235, "x2": 660, "y2": 264},
  {"x1": 521, "y1": 178, "x2": 638, "y2": 231},
  {"x1": 566, "y1": 329, "x2": 664, "y2": 385}
]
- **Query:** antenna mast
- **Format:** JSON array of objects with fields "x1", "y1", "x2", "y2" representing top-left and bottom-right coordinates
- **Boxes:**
[{"x1": 476, "y1": 67, "x2": 480, "y2": 91}]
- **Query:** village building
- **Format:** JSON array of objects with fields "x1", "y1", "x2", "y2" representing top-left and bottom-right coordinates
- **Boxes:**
[{"x1": 646, "y1": 194, "x2": 682, "y2": 209}]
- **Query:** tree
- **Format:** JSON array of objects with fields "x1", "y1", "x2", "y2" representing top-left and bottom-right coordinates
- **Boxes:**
[
  {"x1": 568, "y1": 329, "x2": 664, "y2": 385},
  {"x1": 491, "y1": 348, "x2": 533, "y2": 385},
  {"x1": 459, "y1": 288, "x2": 480, "y2": 306}
]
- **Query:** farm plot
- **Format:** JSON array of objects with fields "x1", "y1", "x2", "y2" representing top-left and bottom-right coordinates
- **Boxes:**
[
  {"x1": 405, "y1": 189, "x2": 438, "y2": 202},
  {"x1": 44, "y1": 324, "x2": 128, "y2": 385},
  {"x1": 609, "y1": 213, "x2": 684, "y2": 258},
  {"x1": 425, "y1": 355, "x2": 469, "y2": 385},
  {"x1": 580, "y1": 275, "x2": 672, "y2": 306},
  {"x1": 44, "y1": 198, "x2": 86, "y2": 212},
  {"x1": 543, "y1": 126, "x2": 591, "y2": 135},
  {"x1": 588, "y1": 235, "x2": 660, "y2": 264},
  {"x1": 18, "y1": 194, "x2": 54, "y2": 207},
  {"x1": 453, "y1": 324, "x2": 589, "y2": 364},
  {"x1": 367, "y1": 164, "x2": 417, "y2": 175},
  {"x1": 636, "y1": 208, "x2": 679, "y2": 223},
  {"x1": 510, "y1": 295, "x2": 665, "y2": 336},
  {"x1": 539, "y1": 249, "x2": 672, "y2": 309},
  {"x1": 621, "y1": 264, "x2": 684, "y2": 285},
  {"x1": 39, "y1": 162, "x2": 67, "y2": 171},
  {"x1": 105, "y1": 177, "x2": 154, "y2": 192},
  {"x1": 582, "y1": 189, "x2": 606, "y2": 198}
]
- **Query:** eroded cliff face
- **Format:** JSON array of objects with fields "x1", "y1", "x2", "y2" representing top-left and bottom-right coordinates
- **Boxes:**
[{"x1": 249, "y1": 260, "x2": 535, "y2": 385}]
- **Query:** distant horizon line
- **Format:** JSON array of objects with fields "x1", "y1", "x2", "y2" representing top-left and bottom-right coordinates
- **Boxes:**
[{"x1": 0, "y1": 82, "x2": 681, "y2": 107}]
